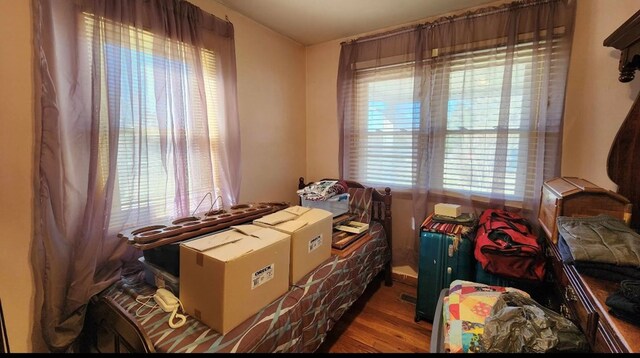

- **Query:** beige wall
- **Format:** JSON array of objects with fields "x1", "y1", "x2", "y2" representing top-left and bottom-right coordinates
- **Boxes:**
[
  {"x1": 0, "y1": 0, "x2": 39, "y2": 353},
  {"x1": 188, "y1": 0, "x2": 307, "y2": 205},
  {"x1": 562, "y1": 0, "x2": 640, "y2": 190},
  {"x1": 305, "y1": 41, "x2": 341, "y2": 181},
  {"x1": 304, "y1": 0, "x2": 640, "y2": 277},
  {"x1": 0, "y1": 0, "x2": 305, "y2": 352}
]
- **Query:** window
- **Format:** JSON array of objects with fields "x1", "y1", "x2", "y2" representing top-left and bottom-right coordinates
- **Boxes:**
[
  {"x1": 84, "y1": 14, "x2": 224, "y2": 232},
  {"x1": 349, "y1": 40, "x2": 564, "y2": 202},
  {"x1": 348, "y1": 63, "x2": 417, "y2": 188},
  {"x1": 438, "y1": 47, "x2": 534, "y2": 199}
]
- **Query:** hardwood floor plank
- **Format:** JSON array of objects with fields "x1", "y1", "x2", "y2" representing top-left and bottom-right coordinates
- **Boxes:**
[
  {"x1": 338, "y1": 319, "x2": 425, "y2": 353},
  {"x1": 317, "y1": 273, "x2": 432, "y2": 353},
  {"x1": 321, "y1": 334, "x2": 381, "y2": 353},
  {"x1": 350, "y1": 309, "x2": 432, "y2": 348}
]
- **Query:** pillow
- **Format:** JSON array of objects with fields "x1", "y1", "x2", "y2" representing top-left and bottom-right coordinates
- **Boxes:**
[{"x1": 347, "y1": 187, "x2": 373, "y2": 223}]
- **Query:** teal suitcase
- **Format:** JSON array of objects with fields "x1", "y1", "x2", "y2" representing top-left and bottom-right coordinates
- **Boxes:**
[{"x1": 415, "y1": 230, "x2": 473, "y2": 322}]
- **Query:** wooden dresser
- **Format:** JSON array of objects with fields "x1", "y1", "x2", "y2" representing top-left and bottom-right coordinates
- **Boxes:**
[
  {"x1": 538, "y1": 177, "x2": 639, "y2": 352},
  {"x1": 546, "y1": 239, "x2": 640, "y2": 353},
  {"x1": 538, "y1": 8, "x2": 640, "y2": 354}
]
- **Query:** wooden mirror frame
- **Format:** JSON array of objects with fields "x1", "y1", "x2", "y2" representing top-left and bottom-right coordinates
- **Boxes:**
[{"x1": 604, "y1": 9, "x2": 640, "y2": 230}]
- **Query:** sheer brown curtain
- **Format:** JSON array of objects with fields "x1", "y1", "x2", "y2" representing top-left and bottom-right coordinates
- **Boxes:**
[
  {"x1": 337, "y1": 0, "x2": 575, "y2": 272},
  {"x1": 33, "y1": 0, "x2": 240, "y2": 351}
]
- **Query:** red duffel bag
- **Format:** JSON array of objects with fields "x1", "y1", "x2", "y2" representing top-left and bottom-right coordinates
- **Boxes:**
[{"x1": 474, "y1": 209, "x2": 545, "y2": 282}]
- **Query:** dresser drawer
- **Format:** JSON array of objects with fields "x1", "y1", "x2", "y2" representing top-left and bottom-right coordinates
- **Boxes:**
[
  {"x1": 560, "y1": 264, "x2": 599, "y2": 340},
  {"x1": 546, "y1": 244, "x2": 567, "y2": 286}
]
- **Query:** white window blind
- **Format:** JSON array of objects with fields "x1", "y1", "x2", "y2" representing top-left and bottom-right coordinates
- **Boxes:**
[
  {"x1": 348, "y1": 64, "x2": 417, "y2": 188},
  {"x1": 84, "y1": 14, "x2": 223, "y2": 232},
  {"x1": 350, "y1": 38, "x2": 566, "y2": 201},
  {"x1": 436, "y1": 40, "x2": 566, "y2": 201}
]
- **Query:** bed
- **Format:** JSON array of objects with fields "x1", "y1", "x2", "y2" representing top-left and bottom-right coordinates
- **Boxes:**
[{"x1": 79, "y1": 178, "x2": 392, "y2": 353}]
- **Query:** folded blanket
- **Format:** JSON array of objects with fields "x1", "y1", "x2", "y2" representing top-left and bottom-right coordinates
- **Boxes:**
[
  {"x1": 297, "y1": 180, "x2": 347, "y2": 201},
  {"x1": 444, "y1": 280, "x2": 528, "y2": 353},
  {"x1": 558, "y1": 235, "x2": 640, "y2": 281},
  {"x1": 556, "y1": 215, "x2": 640, "y2": 267},
  {"x1": 421, "y1": 213, "x2": 474, "y2": 252},
  {"x1": 432, "y1": 212, "x2": 478, "y2": 227},
  {"x1": 606, "y1": 289, "x2": 640, "y2": 326}
]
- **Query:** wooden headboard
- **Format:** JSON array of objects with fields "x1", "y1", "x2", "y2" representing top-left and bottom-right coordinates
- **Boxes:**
[{"x1": 298, "y1": 177, "x2": 393, "y2": 286}]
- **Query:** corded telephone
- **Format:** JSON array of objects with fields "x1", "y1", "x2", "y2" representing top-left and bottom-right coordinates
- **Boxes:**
[
  {"x1": 154, "y1": 288, "x2": 180, "y2": 312},
  {"x1": 153, "y1": 288, "x2": 186, "y2": 328}
]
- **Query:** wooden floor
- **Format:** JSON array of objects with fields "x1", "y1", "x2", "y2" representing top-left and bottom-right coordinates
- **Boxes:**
[{"x1": 316, "y1": 274, "x2": 433, "y2": 353}]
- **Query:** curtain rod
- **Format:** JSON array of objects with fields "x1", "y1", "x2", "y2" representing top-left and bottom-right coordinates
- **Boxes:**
[{"x1": 340, "y1": 0, "x2": 567, "y2": 45}]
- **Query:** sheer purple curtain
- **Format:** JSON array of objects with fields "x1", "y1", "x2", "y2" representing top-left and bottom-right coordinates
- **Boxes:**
[
  {"x1": 33, "y1": 0, "x2": 240, "y2": 351},
  {"x1": 337, "y1": 0, "x2": 575, "y2": 273}
]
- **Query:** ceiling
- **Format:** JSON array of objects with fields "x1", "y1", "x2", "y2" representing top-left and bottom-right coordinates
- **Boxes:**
[{"x1": 214, "y1": 0, "x2": 500, "y2": 46}]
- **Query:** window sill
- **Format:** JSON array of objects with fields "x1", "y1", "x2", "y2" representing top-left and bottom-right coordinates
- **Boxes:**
[{"x1": 375, "y1": 187, "x2": 524, "y2": 210}]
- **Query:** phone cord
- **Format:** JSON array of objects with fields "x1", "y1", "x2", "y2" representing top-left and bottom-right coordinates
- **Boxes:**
[{"x1": 168, "y1": 306, "x2": 186, "y2": 329}]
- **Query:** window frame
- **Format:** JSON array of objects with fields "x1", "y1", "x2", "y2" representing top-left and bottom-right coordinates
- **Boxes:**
[{"x1": 83, "y1": 12, "x2": 225, "y2": 233}]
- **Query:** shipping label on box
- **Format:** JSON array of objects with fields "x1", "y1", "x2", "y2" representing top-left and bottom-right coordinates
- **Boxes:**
[
  {"x1": 251, "y1": 263, "x2": 275, "y2": 289},
  {"x1": 308, "y1": 234, "x2": 323, "y2": 253},
  {"x1": 179, "y1": 225, "x2": 290, "y2": 335},
  {"x1": 253, "y1": 206, "x2": 332, "y2": 284}
]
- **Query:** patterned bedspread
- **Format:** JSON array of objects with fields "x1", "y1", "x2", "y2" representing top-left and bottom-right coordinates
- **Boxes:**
[
  {"x1": 443, "y1": 280, "x2": 528, "y2": 353},
  {"x1": 98, "y1": 221, "x2": 390, "y2": 353}
]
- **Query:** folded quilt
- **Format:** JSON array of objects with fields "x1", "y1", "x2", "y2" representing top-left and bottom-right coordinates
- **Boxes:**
[{"x1": 443, "y1": 280, "x2": 528, "y2": 353}]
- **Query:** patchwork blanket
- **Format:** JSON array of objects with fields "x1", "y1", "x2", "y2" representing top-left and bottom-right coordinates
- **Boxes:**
[{"x1": 443, "y1": 280, "x2": 528, "y2": 353}]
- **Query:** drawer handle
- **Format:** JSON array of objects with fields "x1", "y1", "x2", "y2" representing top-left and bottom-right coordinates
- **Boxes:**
[
  {"x1": 559, "y1": 303, "x2": 572, "y2": 319},
  {"x1": 564, "y1": 286, "x2": 578, "y2": 302}
]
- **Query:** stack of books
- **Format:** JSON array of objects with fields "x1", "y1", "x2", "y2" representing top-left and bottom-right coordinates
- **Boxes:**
[
  {"x1": 330, "y1": 214, "x2": 370, "y2": 252},
  {"x1": 335, "y1": 221, "x2": 369, "y2": 234}
]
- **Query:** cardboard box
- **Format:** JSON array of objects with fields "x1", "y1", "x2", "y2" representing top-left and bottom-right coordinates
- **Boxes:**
[
  {"x1": 179, "y1": 225, "x2": 290, "y2": 335},
  {"x1": 253, "y1": 206, "x2": 332, "y2": 284},
  {"x1": 434, "y1": 203, "x2": 461, "y2": 218}
]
